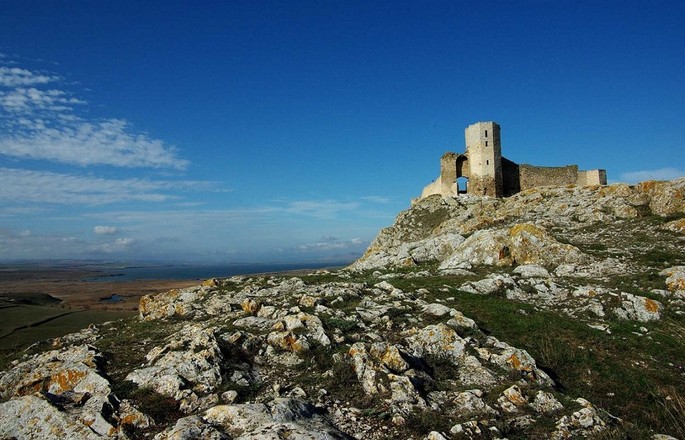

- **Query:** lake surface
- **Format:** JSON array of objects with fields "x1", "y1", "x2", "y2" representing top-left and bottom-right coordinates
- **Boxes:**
[{"x1": 86, "y1": 262, "x2": 347, "y2": 282}]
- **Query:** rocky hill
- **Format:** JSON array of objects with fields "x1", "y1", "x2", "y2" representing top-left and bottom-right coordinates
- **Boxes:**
[{"x1": 1, "y1": 179, "x2": 685, "y2": 439}]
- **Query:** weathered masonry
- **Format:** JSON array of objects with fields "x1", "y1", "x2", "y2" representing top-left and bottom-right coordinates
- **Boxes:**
[{"x1": 419, "y1": 121, "x2": 607, "y2": 199}]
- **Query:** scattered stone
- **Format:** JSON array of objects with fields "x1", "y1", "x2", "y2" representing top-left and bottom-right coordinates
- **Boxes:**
[
  {"x1": 531, "y1": 390, "x2": 564, "y2": 414},
  {"x1": 614, "y1": 293, "x2": 663, "y2": 322},
  {"x1": 513, "y1": 264, "x2": 551, "y2": 278}
]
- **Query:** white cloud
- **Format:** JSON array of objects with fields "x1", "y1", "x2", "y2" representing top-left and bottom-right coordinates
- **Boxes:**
[
  {"x1": 0, "y1": 67, "x2": 59, "y2": 87},
  {"x1": 0, "y1": 87, "x2": 85, "y2": 113},
  {"x1": 0, "y1": 167, "x2": 207, "y2": 205},
  {"x1": 0, "y1": 64, "x2": 187, "y2": 169},
  {"x1": 0, "y1": 118, "x2": 188, "y2": 169},
  {"x1": 94, "y1": 225, "x2": 118, "y2": 235},
  {"x1": 618, "y1": 168, "x2": 685, "y2": 184},
  {"x1": 90, "y1": 237, "x2": 136, "y2": 254}
]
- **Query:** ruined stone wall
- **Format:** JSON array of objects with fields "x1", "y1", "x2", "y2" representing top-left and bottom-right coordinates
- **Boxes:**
[
  {"x1": 419, "y1": 152, "x2": 460, "y2": 199},
  {"x1": 440, "y1": 153, "x2": 458, "y2": 185},
  {"x1": 577, "y1": 169, "x2": 607, "y2": 186},
  {"x1": 501, "y1": 158, "x2": 521, "y2": 196},
  {"x1": 416, "y1": 121, "x2": 607, "y2": 202},
  {"x1": 518, "y1": 164, "x2": 579, "y2": 191}
]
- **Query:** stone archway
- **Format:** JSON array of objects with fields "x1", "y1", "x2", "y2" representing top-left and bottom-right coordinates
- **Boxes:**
[{"x1": 456, "y1": 154, "x2": 469, "y2": 178}]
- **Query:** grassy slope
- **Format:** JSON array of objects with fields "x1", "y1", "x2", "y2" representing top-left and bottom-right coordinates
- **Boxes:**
[{"x1": 0, "y1": 304, "x2": 134, "y2": 367}]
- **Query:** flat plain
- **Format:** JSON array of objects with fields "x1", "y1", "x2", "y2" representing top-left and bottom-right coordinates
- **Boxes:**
[{"x1": 0, "y1": 263, "x2": 198, "y2": 355}]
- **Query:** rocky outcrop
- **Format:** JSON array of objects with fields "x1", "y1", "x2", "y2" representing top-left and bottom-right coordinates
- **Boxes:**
[
  {"x1": 0, "y1": 343, "x2": 147, "y2": 438},
  {"x1": 438, "y1": 223, "x2": 588, "y2": 270},
  {"x1": 0, "y1": 273, "x2": 622, "y2": 439},
  {"x1": 155, "y1": 398, "x2": 352, "y2": 440},
  {"x1": 125, "y1": 324, "x2": 225, "y2": 412},
  {"x1": 351, "y1": 178, "x2": 685, "y2": 271}
]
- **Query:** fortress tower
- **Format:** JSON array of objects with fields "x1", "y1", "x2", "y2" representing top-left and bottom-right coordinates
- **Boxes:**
[
  {"x1": 416, "y1": 120, "x2": 606, "y2": 202},
  {"x1": 465, "y1": 121, "x2": 503, "y2": 197}
]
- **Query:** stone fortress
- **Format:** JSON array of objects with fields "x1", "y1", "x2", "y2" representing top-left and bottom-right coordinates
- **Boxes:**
[{"x1": 419, "y1": 121, "x2": 607, "y2": 199}]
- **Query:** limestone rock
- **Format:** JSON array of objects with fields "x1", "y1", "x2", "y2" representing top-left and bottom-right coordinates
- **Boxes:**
[
  {"x1": 479, "y1": 337, "x2": 553, "y2": 385},
  {"x1": 552, "y1": 398, "x2": 607, "y2": 439},
  {"x1": 349, "y1": 342, "x2": 383, "y2": 395},
  {"x1": 422, "y1": 303, "x2": 453, "y2": 317},
  {"x1": 660, "y1": 266, "x2": 685, "y2": 292},
  {"x1": 406, "y1": 323, "x2": 466, "y2": 364},
  {"x1": 500, "y1": 384, "x2": 528, "y2": 412},
  {"x1": 125, "y1": 324, "x2": 224, "y2": 412},
  {"x1": 139, "y1": 286, "x2": 212, "y2": 321},
  {"x1": 508, "y1": 223, "x2": 588, "y2": 266},
  {"x1": 266, "y1": 331, "x2": 311, "y2": 353},
  {"x1": 663, "y1": 218, "x2": 685, "y2": 234},
  {"x1": 369, "y1": 342, "x2": 410, "y2": 373},
  {"x1": 0, "y1": 395, "x2": 102, "y2": 440},
  {"x1": 424, "y1": 431, "x2": 449, "y2": 440},
  {"x1": 636, "y1": 178, "x2": 685, "y2": 216},
  {"x1": 388, "y1": 373, "x2": 426, "y2": 411},
  {"x1": 0, "y1": 344, "x2": 107, "y2": 400},
  {"x1": 0, "y1": 344, "x2": 119, "y2": 437},
  {"x1": 440, "y1": 229, "x2": 512, "y2": 268},
  {"x1": 202, "y1": 398, "x2": 349, "y2": 439},
  {"x1": 614, "y1": 293, "x2": 663, "y2": 322},
  {"x1": 452, "y1": 389, "x2": 497, "y2": 416},
  {"x1": 274, "y1": 312, "x2": 331, "y2": 347},
  {"x1": 513, "y1": 264, "x2": 551, "y2": 278},
  {"x1": 458, "y1": 273, "x2": 518, "y2": 295},
  {"x1": 531, "y1": 390, "x2": 564, "y2": 414},
  {"x1": 440, "y1": 223, "x2": 588, "y2": 270}
]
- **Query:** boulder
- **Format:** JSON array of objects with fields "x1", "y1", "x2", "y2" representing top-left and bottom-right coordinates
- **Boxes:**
[
  {"x1": 614, "y1": 293, "x2": 663, "y2": 322},
  {"x1": 406, "y1": 324, "x2": 466, "y2": 365},
  {"x1": 125, "y1": 324, "x2": 224, "y2": 412},
  {"x1": 0, "y1": 395, "x2": 103, "y2": 440}
]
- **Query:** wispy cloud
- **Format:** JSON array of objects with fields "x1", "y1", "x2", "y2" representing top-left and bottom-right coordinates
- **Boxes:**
[
  {"x1": 274, "y1": 200, "x2": 360, "y2": 217},
  {"x1": 361, "y1": 196, "x2": 392, "y2": 204},
  {"x1": 0, "y1": 63, "x2": 188, "y2": 169},
  {"x1": 618, "y1": 168, "x2": 685, "y2": 184},
  {"x1": 0, "y1": 167, "x2": 211, "y2": 205},
  {"x1": 94, "y1": 225, "x2": 118, "y2": 235},
  {"x1": 0, "y1": 118, "x2": 188, "y2": 169},
  {"x1": 0, "y1": 229, "x2": 87, "y2": 260},
  {"x1": 298, "y1": 236, "x2": 365, "y2": 251},
  {"x1": 90, "y1": 237, "x2": 137, "y2": 254},
  {"x1": 0, "y1": 66, "x2": 60, "y2": 87},
  {"x1": 0, "y1": 87, "x2": 85, "y2": 113}
]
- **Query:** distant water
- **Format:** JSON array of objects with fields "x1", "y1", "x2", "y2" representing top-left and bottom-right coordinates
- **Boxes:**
[{"x1": 86, "y1": 262, "x2": 346, "y2": 282}]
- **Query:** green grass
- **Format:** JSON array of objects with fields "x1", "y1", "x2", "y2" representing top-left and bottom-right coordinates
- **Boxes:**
[
  {"x1": 0, "y1": 306, "x2": 134, "y2": 370},
  {"x1": 94, "y1": 317, "x2": 181, "y2": 383},
  {"x1": 335, "y1": 268, "x2": 683, "y2": 437},
  {"x1": 438, "y1": 288, "x2": 685, "y2": 438},
  {"x1": 113, "y1": 381, "x2": 183, "y2": 438}
]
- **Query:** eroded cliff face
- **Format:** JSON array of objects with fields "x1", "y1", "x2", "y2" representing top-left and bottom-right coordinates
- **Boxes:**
[{"x1": 1, "y1": 179, "x2": 684, "y2": 440}]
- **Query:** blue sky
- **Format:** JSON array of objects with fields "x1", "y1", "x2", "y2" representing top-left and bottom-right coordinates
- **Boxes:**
[{"x1": 0, "y1": 1, "x2": 683, "y2": 263}]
